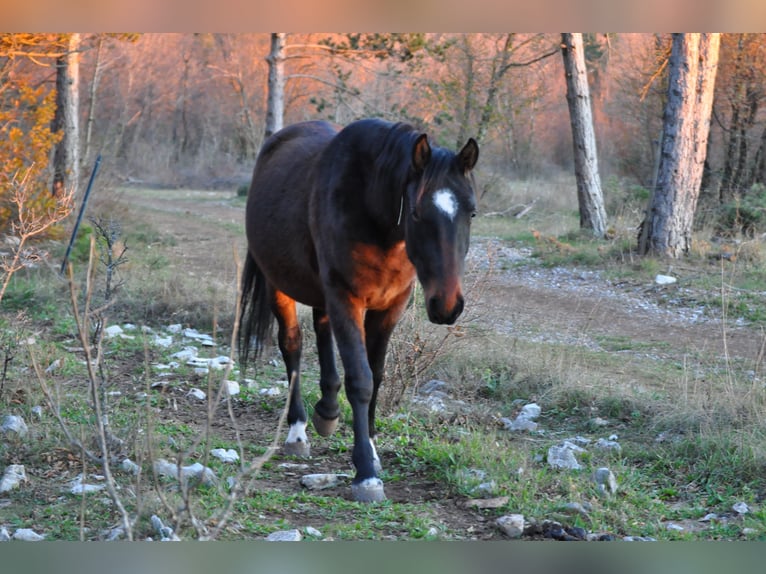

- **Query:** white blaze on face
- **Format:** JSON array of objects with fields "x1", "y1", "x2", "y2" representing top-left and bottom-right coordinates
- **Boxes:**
[{"x1": 433, "y1": 189, "x2": 458, "y2": 220}]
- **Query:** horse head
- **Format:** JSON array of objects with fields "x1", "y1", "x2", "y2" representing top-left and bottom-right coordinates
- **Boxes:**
[{"x1": 404, "y1": 134, "x2": 479, "y2": 325}]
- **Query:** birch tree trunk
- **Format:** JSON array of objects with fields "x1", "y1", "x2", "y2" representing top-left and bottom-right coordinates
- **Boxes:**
[
  {"x1": 638, "y1": 33, "x2": 720, "y2": 258},
  {"x1": 51, "y1": 33, "x2": 81, "y2": 196},
  {"x1": 83, "y1": 34, "x2": 104, "y2": 168},
  {"x1": 265, "y1": 32, "x2": 286, "y2": 138},
  {"x1": 561, "y1": 33, "x2": 607, "y2": 238}
]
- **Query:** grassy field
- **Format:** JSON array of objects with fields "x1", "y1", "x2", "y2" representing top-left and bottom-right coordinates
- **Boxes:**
[{"x1": 1, "y1": 179, "x2": 765, "y2": 541}]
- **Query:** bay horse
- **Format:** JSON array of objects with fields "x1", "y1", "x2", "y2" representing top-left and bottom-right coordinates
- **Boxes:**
[{"x1": 239, "y1": 118, "x2": 478, "y2": 502}]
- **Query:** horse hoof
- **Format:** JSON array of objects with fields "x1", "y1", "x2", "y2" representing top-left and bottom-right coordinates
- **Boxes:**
[
  {"x1": 282, "y1": 440, "x2": 310, "y2": 457},
  {"x1": 312, "y1": 411, "x2": 339, "y2": 437},
  {"x1": 351, "y1": 478, "x2": 386, "y2": 503}
]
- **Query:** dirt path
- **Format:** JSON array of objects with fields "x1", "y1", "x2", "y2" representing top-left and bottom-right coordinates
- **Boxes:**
[{"x1": 126, "y1": 188, "x2": 764, "y2": 367}]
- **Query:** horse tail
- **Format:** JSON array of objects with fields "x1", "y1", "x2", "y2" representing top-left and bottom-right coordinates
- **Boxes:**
[{"x1": 238, "y1": 250, "x2": 274, "y2": 371}]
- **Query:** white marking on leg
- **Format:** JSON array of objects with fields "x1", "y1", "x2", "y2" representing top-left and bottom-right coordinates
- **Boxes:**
[
  {"x1": 370, "y1": 438, "x2": 382, "y2": 473},
  {"x1": 433, "y1": 189, "x2": 458, "y2": 220},
  {"x1": 286, "y1": 421, "x2": 308, "y2": 445}
]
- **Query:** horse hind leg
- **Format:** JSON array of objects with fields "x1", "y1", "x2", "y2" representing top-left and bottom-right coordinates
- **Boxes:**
[
  {"x1": 272, "y1": 291, "x2": 310, "y2": 457},
  {"x1": 311, "y1": 308, "x2": 341, "y2": 437}
]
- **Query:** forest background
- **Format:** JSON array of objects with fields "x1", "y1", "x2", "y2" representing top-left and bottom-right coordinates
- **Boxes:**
[{"x1": 2, "y1": 32, "x2": 765, "y2": 231}]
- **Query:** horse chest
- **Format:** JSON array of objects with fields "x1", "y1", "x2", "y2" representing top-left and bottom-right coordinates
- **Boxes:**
[{"x1": 348, "y1": 242, "x2": 415, "y2": 309}]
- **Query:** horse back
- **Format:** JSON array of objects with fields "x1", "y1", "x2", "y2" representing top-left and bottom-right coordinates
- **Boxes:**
[{"x1": 246, "y1": 121, "x2": 339, "y2": 308}]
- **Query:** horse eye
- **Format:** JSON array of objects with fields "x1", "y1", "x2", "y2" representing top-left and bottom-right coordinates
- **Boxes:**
[
  {"x1": 411, "y1": 210, "x2": 421, "y2": 222},
  {"x1": 471, "y1": 211, "x2": 477, "y2": 218}
]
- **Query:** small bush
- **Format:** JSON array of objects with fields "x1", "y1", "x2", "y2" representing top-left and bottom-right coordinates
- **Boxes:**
[
  {"x1": 236, "y1": 184, "x2": 249, "y2": 197},
  {"x1": 717, "y1": 184, "x2": 766, "y2": 237}
]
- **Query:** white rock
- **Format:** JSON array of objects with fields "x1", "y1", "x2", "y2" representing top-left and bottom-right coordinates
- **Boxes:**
[
  {"x1": 211, "y1": 448, "x2": 240, "y2": 463},
  {"x1": 153, "y1": 335, "x2": 174, "y2": 348},
  {"x1": 496, "y1": 514, "x2": 525, "y2": 538},
  {"x1": 45, "y1": 359, "x2": 62, "y2": 373},
  {"x1": 104, "y1": 325, "x2": 124, "y2": 338},
  {"x1": 733, "y1": 502, "x2": 750, "y2": 515},
  {"x1": 13, "y1": 528, "x2": 45, "y2": 541},
  {"x1": 259, "y1": 387, "x2": 281, "y2": 397},
  {"x1": 31, "y1": 406, "x2": 43, "y2": 418},
  {"x1": 305, "y1": 526, "x2": 323, "y2": 538},
  {"x1": 1, "y1": 414, "x2": 28, "y2": 437},
  {"x1": 153, "y1": 459, "x2": 218, "y2": 487},
  {"x1": 171, "y1": 347, "x2": 198, "y2": 361},
  {"x1": 655, "y1": 274, "x2": 677, "y2": 285},
  {"x1": 594, "y1": 438, "x2": 622, "y2": 453},
  {"x1": 69, "y1": 474, "x2": 106, "y2": 495},
  {"x1": 224, "y1": 380, "x2": 240, "y2": 396},
  {"x1": 593, "y1": 467, "x2": 618, "y2": 495},
  {"x1": 121, "y1": 459, "x2": 140, "y2": 475},
  {"x1": 300, "y1": 473, "x2": 349, "y2": 490},
  {"x1": 151, "y1": 515, "x2": 181, "y2": 541},
  {"x1": 0, "y1": 464, "x2": 27, "y2": 492},
  {"x1": 187, "y1": 388, "x2": 207, "y2": 401},
  {"x1": 519, "y1": 403, "x2": 541, "y2": 419},
  {"x1": 547, "y1": 442, "x2": 586, "y2": 470},
  {"x1": 0, "y1": 526, "x2": 10, "y2": 541},
  {"x1": 166, "y1": 324, "x2": 183, "y2": 334},
  {"x1": 666, "y1": 523, "x2": 684, "y2": 531},
  {"x1": 266, "y1": 529, "x2": 302, "y2": 541}
]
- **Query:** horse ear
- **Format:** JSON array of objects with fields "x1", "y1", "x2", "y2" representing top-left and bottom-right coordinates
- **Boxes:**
[
  {"x1": 458, "y1": 138, "x2": 479, "y2": 172},
  {"x1": 412, "y1": 134, "x2": 431, "y2": 172}
]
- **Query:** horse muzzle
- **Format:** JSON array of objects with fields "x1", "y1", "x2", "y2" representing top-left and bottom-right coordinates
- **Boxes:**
[{"x1": 426, "y1": 291, "x2": 464, "y2": 325}]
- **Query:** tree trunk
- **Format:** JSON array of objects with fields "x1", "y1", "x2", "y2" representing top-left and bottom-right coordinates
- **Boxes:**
[
  {"x1": 638, "y1": 33, "x2": 721, "y2": 258},
  {"x1": 561, "y1": 33, "x2": 607, "y2": 238},
  {"x1": 83, "y1": 34, "x2": 104, "y2": 169},
  {"x1": 265, "y1": 33, "x2": 286, "y2": 138},
  {"x1": 51, "y1": 33, "x2": 81, "y2": 197}
]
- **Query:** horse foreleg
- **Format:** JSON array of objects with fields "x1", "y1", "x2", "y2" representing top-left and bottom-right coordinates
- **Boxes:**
[
  {"x1": 326, "y1": 296, "x2": 384, "y2": 502},
  {"x1": 364, "y1": 292, "x2": 411, "y2": 476},
  {"x1": 272, "y1": 291, "x2": 309, "y2": 457},
  {"x1": 311, "y1": 308, "x2": 341, "y2": 437}
]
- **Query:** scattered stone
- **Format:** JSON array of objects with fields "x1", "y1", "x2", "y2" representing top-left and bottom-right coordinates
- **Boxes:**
[
  {"x1": 153, "y1": 335, "x2": 174, "y2": 348},
  {"x1": 547, "y1": 441, "x2": 586, "y2": 470},
  {"x1": 594, "y1": 437, "x2": 622, "y2": 454},
  {"x1": 0, "y1": 527, "x2": 10, "y2": 541},
  {"x1": 105, "y1": 325, "x2": 124, "y2": 338},
  {"x1": 419, "y1": 379, "x2": 448, "y2": 394},
  {"x1": 0, "y1": 464, "x2": 27, "y2": 493},
  {"x1": 279, "y1": 462, "x2": 310, "y2": 471},
  {"x1": 502, "y1": 403, "x2": 541, "y2": 432},
  {"x1": 305, "y1": 526, "x2": 323, "y2": 538},
  {"x1": 187, "y1": 388, "x2": 206, "y2": 401},
  {"x1": 496, "y1": 514, "x2": 525, "y2": 539},
  {"x1": 593, "y1": 467, "x2": 618, "y2": 496},
  {"x1": 151, "y1": 515, "x2": 181, "y2": 541},
  {"x1": 102, "y1": 527, "x2": 126, "y2": 541},
  {"x1": 182, "y1": 328, "x2": 215, "y2": 346},
  {"x1": 259, "y1": 387, "x2": 282, "y2": 397},
  {"x1": 224, "y1": 380, "x2": 240, "y2": 396},
  {"x1": 623, "y1": 535, "x2": 657, "y2": 542},
  {"x1": 742, "y1": 528, "x2": 757, "y2": 536},
  {"x1": 1, "y1": 414, "x2": 28, "y2": 437},
  {"x1": 121, "y1": 459, "x2": 140, "y2": 475},
  {"x1": 666, "y1": 523, "x2": 684, "y2": 531},
  {"x1": 655, "y1": 274, "x2": 677, "y2": 285},
  {"x1": 471, "y1": 481, "x2": 498, "y2": 497},
  {"x1": 211, "y1": 448, "x2": 240, "y2": 464},
  {"x1": 153, "y1": 459, "x2": 218, "y2": 487},
  {"x1": 69, "y1": 474, "x2": 106, "y2": 495},
  {"x1": 466, "y1": 496, "x2": 509, "y2": 510},
  {"x1": 31, "y1": 406, "x2": 43, "y2": 418},
  {"x1": 171, "y1": 347, "x2": 198, "y2": 361},
  {"x1": 590, "y1": 417, "x2": 609, "y2": 427},
  {"x1": 13, "y1": 528, "x2": 45, "y2": 541},
  {"x1": 45, "y1": 358, "x2": 62, "y2": 373},
  {"x1": 562, "y1": 501, "x2": 591, "y2": 518},
  {"x1": 166, "y1": 324, "x2": 183, "y2": 334},
  {"x1": 266, "y1": 529, "x2": 302, "y2": 541},
  {"x1": 699, "y1": 513, "x2": 719, "y2": 523},
  {"x1": 733, "y1": 502, "x2": 750, "y2": 515},
  {"x1": 300, "y1": 473, "x2": 349, "y2": 490}
]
